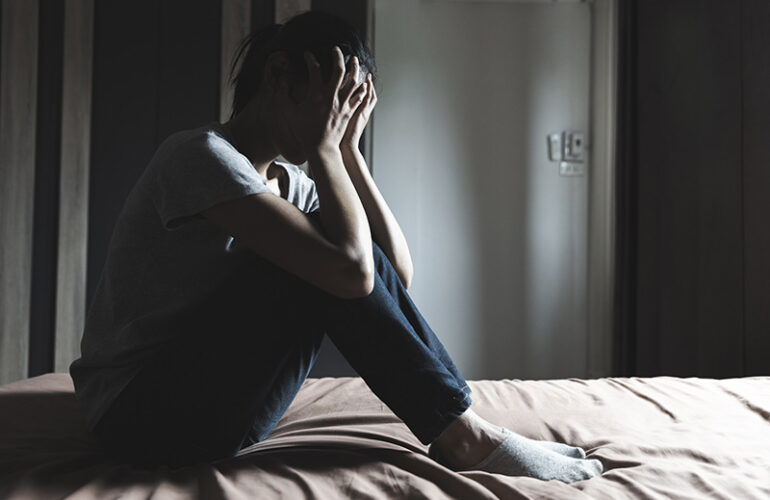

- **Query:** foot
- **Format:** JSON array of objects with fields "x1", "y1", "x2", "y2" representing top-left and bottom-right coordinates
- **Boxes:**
[
  {"x1": 429, "y1": 412, "x2": 602, "y2": 483},
  {"x1": 518, "y1": 430, "x2": 587, "y2": 459}
]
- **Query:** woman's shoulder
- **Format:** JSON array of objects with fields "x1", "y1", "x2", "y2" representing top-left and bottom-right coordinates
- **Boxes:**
[
  {"x1": 151, "y1": 122, "x2": 244, "y2": 170},
  {"x1": 163, "y1": 122, "x2": 233, "y2": 155}
]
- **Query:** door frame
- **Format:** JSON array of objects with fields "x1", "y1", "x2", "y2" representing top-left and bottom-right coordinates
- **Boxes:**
[{"x1": 587, "y1": 0, "x2": 617, "y2": 378}]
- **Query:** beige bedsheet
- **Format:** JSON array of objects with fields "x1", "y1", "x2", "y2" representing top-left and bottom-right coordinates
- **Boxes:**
[{"x1": 1, "y1": 373, "x2": 768, "y2": 499}]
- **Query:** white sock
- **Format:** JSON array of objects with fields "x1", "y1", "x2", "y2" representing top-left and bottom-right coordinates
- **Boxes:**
[
  {"x1": 467, "y1": 427, "x2": 603, "y2": 483},
  {"x1": 515, "y1": 428, "x2": 587, "y2": 459}
]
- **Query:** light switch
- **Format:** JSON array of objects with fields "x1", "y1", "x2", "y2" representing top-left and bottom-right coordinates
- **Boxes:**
[
  {"x1": 547, "y1": 133, "x2": 562, "y2": 161},
  {"x1": 563, "y1": 131, "x2": 585, "y2": 162}
]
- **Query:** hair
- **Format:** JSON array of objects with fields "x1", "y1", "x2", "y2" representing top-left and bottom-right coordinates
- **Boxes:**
[{"x1": 228, "y1": 11, "x2": 377, "y2": 119}]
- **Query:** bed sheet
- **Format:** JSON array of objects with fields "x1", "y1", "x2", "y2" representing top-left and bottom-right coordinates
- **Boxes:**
[{"x1": 1, "y1": 373, "x2": 769, "y2": 499}]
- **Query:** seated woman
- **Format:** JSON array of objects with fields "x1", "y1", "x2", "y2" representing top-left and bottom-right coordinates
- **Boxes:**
[{"x1": 70, "y1": 11, "x2": 602, "y2": 482}]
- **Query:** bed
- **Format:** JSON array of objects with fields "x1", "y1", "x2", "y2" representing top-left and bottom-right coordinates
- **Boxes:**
[{"x1": 1, "y1": 373, "x2": 768, "y2": 499}]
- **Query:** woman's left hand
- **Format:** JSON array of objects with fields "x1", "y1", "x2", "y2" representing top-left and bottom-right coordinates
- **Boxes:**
[{"x1": 341, "y1": 72, "x2": 376, "y2": 151}]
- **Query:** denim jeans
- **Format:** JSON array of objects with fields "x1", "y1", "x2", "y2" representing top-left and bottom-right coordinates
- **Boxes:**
[{"x1": 93, "y1": 239, "x2": 472, "y2": 469}]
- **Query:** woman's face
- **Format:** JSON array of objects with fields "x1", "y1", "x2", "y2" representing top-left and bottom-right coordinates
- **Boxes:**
[{"x1": 269, "y1": 76, "x2": 310, "y2": 165}]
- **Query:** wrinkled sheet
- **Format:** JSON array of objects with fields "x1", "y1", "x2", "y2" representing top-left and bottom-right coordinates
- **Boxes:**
[{"x1": 0, "y1": 373, "x2": 768, "y2": 499}]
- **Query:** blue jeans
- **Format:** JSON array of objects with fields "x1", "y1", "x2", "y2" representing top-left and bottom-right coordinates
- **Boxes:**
[{"x1": 93, "y1": 240, "x2": 472, "y2": 469}]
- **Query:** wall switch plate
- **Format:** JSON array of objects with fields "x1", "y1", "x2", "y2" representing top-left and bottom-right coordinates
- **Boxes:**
[
  {"x1": 547, "y1": 133, "x2": 562, "y2": 161},
  {"x1": 559, "y1": 161, "x2": 585, "y2": 177},
  {"x1": 563, "y1": 131, "x2": 586, "y2": 162}
]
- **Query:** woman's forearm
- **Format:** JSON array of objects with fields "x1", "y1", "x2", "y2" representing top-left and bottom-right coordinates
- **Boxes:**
[
  {"x1": 340, "y1": 146, "x2": 414, "y2": 288},
  {"x1": 307, "y1": 146, "x2": 374, "y2": 280}
]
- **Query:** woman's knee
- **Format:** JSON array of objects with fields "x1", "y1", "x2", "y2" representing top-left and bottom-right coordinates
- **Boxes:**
[
  {"x1": 371, "y1": 240, "x2": 393, "y2": 273},
  {"x1": 370, "y1": 240, "x2": 402, "y2": 285},
  {"x1": 371, "y1": 239, "x2": 387, "y2": 260}
]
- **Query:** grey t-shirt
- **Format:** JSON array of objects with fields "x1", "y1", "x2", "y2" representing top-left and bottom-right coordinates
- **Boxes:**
[{"x1": 70, "y1": 121, "x2": 319, "y2": 431}]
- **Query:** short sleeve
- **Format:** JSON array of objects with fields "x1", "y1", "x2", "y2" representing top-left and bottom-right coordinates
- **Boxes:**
[
  {"x1": 282, "y1": 162, "x2": 320, "y2": 213},
  {"x1": 303, "y1": 179, "x2": 320, "y2": 213},
  {"x1": 150, "y1": 132, "x2": 272, "y2": 230}
]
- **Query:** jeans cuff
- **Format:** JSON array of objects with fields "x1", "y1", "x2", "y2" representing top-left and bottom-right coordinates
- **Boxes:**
[{"x1": 414, "y1": 386, "x2": 473, "y2": 445}]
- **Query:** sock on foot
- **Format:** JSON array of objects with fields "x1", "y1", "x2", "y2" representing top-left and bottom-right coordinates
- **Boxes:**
[
  {"x1": 508, "y1": 428, "x2": 587, "y2": 459},
  {"x1": 466, "y1": 428, "x2": 603, "y2": 483}
]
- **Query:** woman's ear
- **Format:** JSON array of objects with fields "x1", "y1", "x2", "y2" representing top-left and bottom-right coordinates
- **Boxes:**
[{"x1": 263, "y1": 51, "x2": 291, "y2": 93}]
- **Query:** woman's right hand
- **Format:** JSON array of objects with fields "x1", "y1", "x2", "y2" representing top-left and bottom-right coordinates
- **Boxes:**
[{"x1": 280, "y1": 46, "x2": 369, "y2": 157}]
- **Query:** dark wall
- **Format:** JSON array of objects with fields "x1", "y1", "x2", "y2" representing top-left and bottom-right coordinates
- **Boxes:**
[
  {"x1": 616, "y1": 0, "x2": 770, "y2": 377},
  {"x1": 742, "y1": 0, "x2": 770, "y2": 376}
]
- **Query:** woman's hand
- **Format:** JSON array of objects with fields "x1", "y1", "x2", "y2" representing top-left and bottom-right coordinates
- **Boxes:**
[
  {"x1": 278, "y1": 46, "x2": 368, "y2": 157},
  {"x1": 341, "y1": 72, "x2": 376, "y2": 152}
]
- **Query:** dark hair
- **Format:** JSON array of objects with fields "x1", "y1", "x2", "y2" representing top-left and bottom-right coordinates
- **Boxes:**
[{"x1": 228, "y1": 11, "x2": 376, "y2": 119}]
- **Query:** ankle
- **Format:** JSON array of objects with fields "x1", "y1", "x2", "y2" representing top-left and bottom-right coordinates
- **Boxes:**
[
  {"x1": 432, "y1": 409, "x2": 477, "y2": 447},
  {"x1": 429, "y1": 410, "x2": 505, "y2": 469}
]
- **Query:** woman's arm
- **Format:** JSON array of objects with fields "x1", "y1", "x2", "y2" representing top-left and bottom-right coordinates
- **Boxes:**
[
  {"x1": 204, "y1": 49, "x2": 375, "y2": 298},
  {"x1": 340, "y1": 74, "x2": 414, "y2": 289}
]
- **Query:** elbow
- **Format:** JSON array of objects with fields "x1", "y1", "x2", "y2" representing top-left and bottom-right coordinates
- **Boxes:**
[
  {"x1": 334, "y1": 251, "x2": 375, "y2": 299},
  {"x1": 337, "y1": 266, "x2": 374, "y2": 299},
  {"x1": 352, "y1": 267, "x2": 376, "y2": 298},
  {"x1": 350, "y1": 251, "x2": 376, "y2": 297}
]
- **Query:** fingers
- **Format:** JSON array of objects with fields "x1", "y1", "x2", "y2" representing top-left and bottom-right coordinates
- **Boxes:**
[
  {"x1": 349, "y1": 54, "x2": 361, "y2": 84},
  {"x1": 355, "y1": 74, "x2": 375, "y2": 113},
  {"x1": 338, "y1": 54, "x2": 362, "y2": 104},
  {"x1": 361, "y1": 73, "x2": 376, "y2": 110},
  {"x1": 328, "y1": 46, "x2": 347, "y2": 96},
  {"x1": 348, "y1": 84, "x2": 369, "y2": 123},
  {"x1": 368, "y1": 73, "x2": 377, "y2": 107},
  {"x1": 301, "y1": 48, "x2": 371, "y2": 105},
  {"x1": 348, "y1": 79, "x2": 368, "y2": 109},
  {"x1": 349, "y1": 74, "x2": 375, "y2": 117}
]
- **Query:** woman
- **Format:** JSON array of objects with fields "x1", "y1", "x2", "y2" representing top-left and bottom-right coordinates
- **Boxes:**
[{"x1": 71, "y1": 11, "x2": 602, "y2": 482}]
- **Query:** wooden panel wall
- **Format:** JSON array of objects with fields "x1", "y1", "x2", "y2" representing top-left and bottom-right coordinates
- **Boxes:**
[
  {"x1": 29, "y1": 0, "x2": 64, "y2": 376},
  {"x1": 252, "y1": 0, "x2": 275, "y2": 31},
  {"x1": 55, "y1": 0, "x2": 93, "y2": 372},
  {"x1": 0, "y1": 0, "x2": 38, "y2": 383},
  {"x1": 276, "y1": 0, "x2": 310, "y2": 23},
  {"x1": 220, "y1": 0, "x2": 252, "y2": 122}
]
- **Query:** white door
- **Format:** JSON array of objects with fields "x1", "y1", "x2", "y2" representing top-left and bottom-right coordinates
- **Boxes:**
[{"x1": 373, "y1": 0, "x2": 592, "y2": 380}]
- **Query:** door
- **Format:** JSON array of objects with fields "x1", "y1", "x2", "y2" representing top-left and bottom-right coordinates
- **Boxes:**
[{"x1": 373, "y1": 0, "x2": 592, "y2": 379}]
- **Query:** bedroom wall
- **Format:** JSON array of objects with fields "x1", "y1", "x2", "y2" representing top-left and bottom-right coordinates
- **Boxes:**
[
  {"x1": 372, "y1": 0, "x2": 593, "y2": 380},
  {"x1": 615, "y1": 0, "x2": 770, "y2": 377}
]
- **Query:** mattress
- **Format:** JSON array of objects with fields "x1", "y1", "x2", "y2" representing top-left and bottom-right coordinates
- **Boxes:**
[{"x1": 1, "y1": 373, "x2": 768, "y2": 499}]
